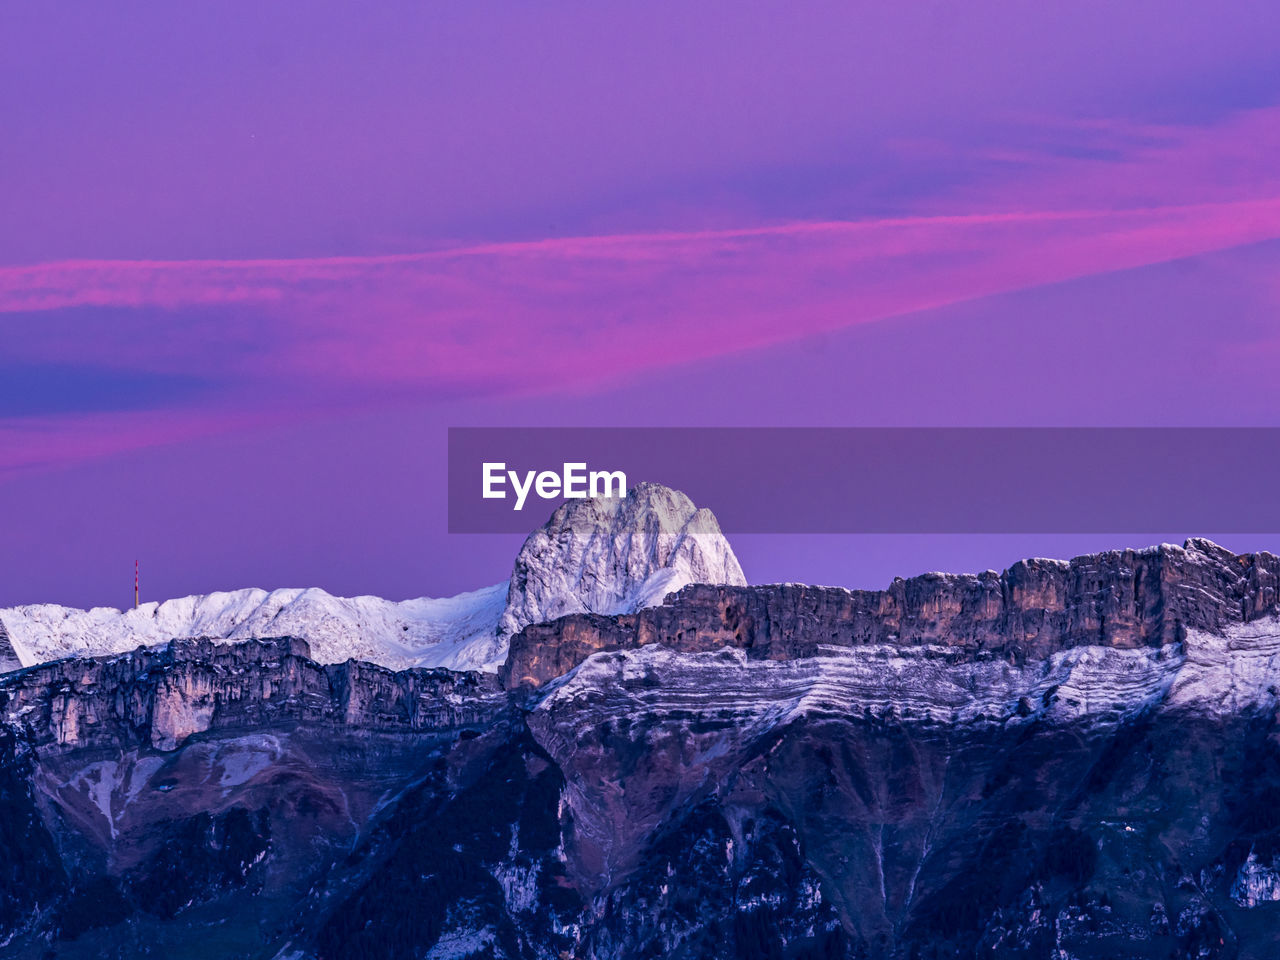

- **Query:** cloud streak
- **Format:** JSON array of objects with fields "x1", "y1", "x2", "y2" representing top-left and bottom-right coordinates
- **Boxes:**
[{"x1": 4, "y1": 108, "x2": 1280, "y2": 477}]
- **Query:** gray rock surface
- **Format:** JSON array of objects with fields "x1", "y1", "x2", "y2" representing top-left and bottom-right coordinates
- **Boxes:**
[
  {"x1": 502, "y1": 537, "x2": 1280, "y2": 688},
  {"x1": 0, "y1": 618, "x2": 20, "y2": 673},
  {"x1": 497, "y1": 481, "x2": 746, "y2": 640},
  {"x1": 0, "y1": 636, "x2": 504, "y2": 754}
]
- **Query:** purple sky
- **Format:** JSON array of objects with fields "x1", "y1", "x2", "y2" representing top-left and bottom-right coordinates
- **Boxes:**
[{"x1": 3, "y1": 2, "x2": 1280, "y2": 607}]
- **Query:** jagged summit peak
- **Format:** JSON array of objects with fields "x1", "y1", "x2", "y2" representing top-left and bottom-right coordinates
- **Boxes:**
[
  {"x1": 497, "y1": 482, "x2": 746, "y2": 639},
  {"x1": 1182, "y1": 536, "x2": 1254, "y2": 563}
]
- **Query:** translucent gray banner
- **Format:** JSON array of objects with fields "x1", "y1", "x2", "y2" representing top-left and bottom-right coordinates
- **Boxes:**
[{"x1": 447, "y1": 427, "x2": 1280, "y2": 534}]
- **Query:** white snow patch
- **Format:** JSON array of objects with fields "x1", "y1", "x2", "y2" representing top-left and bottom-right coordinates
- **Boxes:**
[
  {"x1": 425, "y1": 926, "x2": 497, "y2": 959},
  {"x1": 490, "y1": 824, "x2": 541, "y2": 915},
  {"x1": 212, "y1": 734, "x2": 283, "y2": 792},
  {"x1": 1166, "y1": 618, "x2": 1280, "y2": 712},
  {"x1": 75, "y1": 760, "x2": 121, "y2": 838},
  {"x1": 540, "y1": 616, "x2": 1280, "y2": 725}
]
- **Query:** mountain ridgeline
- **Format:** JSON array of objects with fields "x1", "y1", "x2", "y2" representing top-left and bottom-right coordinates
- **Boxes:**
[
  {"x1": 502, "y1": 536, "x2": 1280, "y2": 687},
  {"x1": 0, "y1": 483, "x2": 746, "y2": 673},
  {"x1": 1, "y1": 488, "x2": 1280, "y2": 959}
]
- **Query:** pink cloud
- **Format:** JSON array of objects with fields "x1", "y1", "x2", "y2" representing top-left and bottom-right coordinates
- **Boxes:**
[
  {"x1": 4, "y1": 200, "x2": 1278, "y2": 381},
  {"x1": 933, "y1": 107, "x2": 1280, "y2": 213},
  {"x1": 4, "y1": 106, "x2": 1280, "y2": 476}
]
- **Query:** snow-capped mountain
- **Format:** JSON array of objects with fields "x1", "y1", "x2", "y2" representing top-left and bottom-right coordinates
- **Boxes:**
[
  {"x1": 0, "y1": 483, "x2": 746, "y2": 673},
  {"x1": 497, "y1": 480, "x2": 746, "y2": 637}
]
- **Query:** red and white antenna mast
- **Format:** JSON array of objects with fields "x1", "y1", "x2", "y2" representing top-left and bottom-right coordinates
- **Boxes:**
[{"x1": 134, "y1": 559, "x2": 139, "y2": 610}]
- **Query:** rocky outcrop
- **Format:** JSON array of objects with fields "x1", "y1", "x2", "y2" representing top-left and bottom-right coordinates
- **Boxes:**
[
  {"x1": 0, "y1": 618, "x2": 19, "y2": 673},
  {"x1": 1232, "y1": 850, "x2": 1280, "y2": 906},
  {"x1": 0, "y1": 636, "x2": 504, "y2": 754},
  {"x1": 502, "y1": 538, "x2": 1280, "y2": 688},
  {"x1": 497, "y1": 481, "x2": 746, "y2": 639}
]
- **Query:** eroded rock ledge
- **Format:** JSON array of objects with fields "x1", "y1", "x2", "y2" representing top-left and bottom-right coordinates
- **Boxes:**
[
  {"x1": 0, "y1": 636, "x2": 503, "y2": 752},
  {"x1": 501, "y1": 538, "x2": 1280, "y2": 688}
]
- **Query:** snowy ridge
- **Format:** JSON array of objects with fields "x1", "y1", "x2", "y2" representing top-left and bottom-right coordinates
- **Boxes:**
[
  {"x1": 0, "y1": 483, "x2": 747, "y2": 673},
  {"x1": 0, "y1": 584, "x2": 509, "y2": 671},
  {"x1": 539, "y1": 616, "x2": 1280, "y2": 725}
]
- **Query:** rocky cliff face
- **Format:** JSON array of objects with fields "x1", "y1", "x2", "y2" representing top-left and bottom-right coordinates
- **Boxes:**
[
  {"x1": 0, "y1": 618, "x2": 20, "y2": 673},
  {"x1": 502, "y1": 537, "x2": 1280, "y2": 688},
  {"x1": 1, "y1": 535, "x2": 1280, "y2": 958},
  {"x1": 0, "y1": 637, "x2": 518, "y2": 959},
  {"x1": 497, "y1": 481, "x2": 747, "y2": 638},
  {"x1": 0, "y1": 637, "x2": 502, "y2": 754}
]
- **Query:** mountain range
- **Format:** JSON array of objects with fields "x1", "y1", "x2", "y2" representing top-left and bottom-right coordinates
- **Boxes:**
[
  {"x1": 0, "y1": 483, "x2": 745, "y2": 674},
  {"x1": 1, "y1": 485, "x2": 1279, "y2": 959}
]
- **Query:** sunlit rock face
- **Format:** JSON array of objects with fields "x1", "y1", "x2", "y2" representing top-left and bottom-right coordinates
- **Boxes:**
[
  {"x1": 498, "y1": 481, "x2": 747, "y2": 639},
  {"x1": 1, "y1": 537, "x2": 1280, "y2": 958},
  {"x1": 503, "y1": 538, "x2": 1280, "y2": 688}
]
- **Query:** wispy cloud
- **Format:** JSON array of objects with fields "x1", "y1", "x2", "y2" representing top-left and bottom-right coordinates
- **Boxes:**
[{"x1": 4, "y1": 107, "x2": 1280, "y2": 477}]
